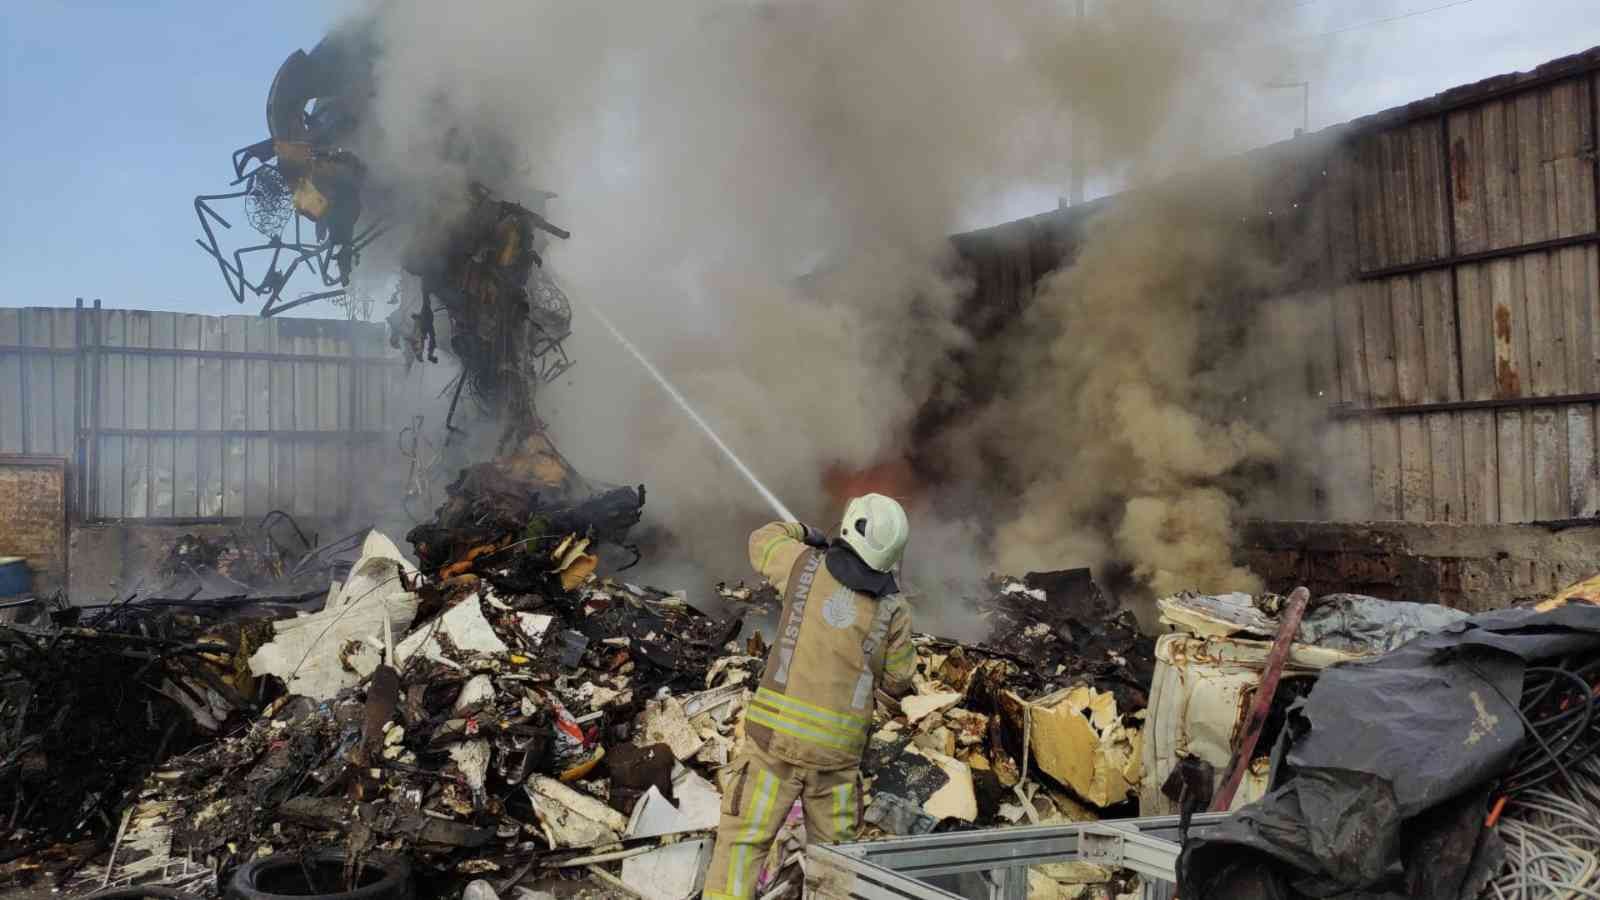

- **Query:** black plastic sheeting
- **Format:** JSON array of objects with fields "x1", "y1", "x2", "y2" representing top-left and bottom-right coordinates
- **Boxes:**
[{"x1": 1179, "y1": 602, "x2": 1600, "y2": 900}]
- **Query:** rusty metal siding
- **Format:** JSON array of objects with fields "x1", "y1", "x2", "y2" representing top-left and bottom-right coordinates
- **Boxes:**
[
  {"x1": 0, "y1": 306, "x2": 402, "y2": 523},
  {"x1": 1339, "y1": 69, "x2": 1600, "y2": 524},
  {"x1": 949, "y1": 47, "x2": 1600, "y2": 527}
]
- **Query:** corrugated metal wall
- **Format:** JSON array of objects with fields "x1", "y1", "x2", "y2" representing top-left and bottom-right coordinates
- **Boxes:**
[
  {"x1": 949, "y1": 48, "x2": 1600, "y2": 527},
  {"x1": 0, "y1": 306, "x2": 405, "y2": 522}
]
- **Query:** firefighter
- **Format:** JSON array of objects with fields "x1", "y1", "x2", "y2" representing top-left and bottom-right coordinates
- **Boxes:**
[{"x1": 704, "y1": 493, "x2": 916, "y2": 900}]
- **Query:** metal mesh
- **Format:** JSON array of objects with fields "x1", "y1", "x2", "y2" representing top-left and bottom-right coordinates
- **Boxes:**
[
  {"x1": 244, "y1": 167, "x2": 293, "y2": 237},
  {"x1": 329, "y1": 288, "x2": 375, "y2": 321},
  {"x1": 528, "y1": 268, "x2": 573, "y2": 333}
]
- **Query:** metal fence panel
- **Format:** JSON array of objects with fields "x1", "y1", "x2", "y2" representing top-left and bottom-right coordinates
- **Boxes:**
[{"x1": 0, "y1": 304, "x2": 404, "y2": 523}]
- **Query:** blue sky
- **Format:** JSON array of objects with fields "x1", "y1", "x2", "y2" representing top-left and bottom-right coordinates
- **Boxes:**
[
  {"x1": 3, "y1": 0, "x2": 1597, "y2": 317},
  {"x1": 0, "y1": 2, "x2": 340, "y2": 315}
]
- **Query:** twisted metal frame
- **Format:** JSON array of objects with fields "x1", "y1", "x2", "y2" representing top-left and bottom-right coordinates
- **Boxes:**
[{"x1": 193, "y1": 142, "x2": 388, "y2": 317}]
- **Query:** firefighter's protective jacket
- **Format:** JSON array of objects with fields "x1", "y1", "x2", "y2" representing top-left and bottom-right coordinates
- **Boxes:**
[{"x1": 744, "y1": 522, "x2": 915, "y2": 771}]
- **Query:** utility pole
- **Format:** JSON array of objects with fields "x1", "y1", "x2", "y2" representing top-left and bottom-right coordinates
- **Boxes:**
[
  {"x1": 1067, "y1": 0, "x2": 1088, "y2": 206},
  {"x1": 1267, "y1": 79, "x2": 1310, "y2": 136}
]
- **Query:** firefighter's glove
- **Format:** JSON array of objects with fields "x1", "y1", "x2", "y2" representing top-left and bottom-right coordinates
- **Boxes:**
[{"x1": 801, "y1": 525, "x2": 830, "y2": 548}]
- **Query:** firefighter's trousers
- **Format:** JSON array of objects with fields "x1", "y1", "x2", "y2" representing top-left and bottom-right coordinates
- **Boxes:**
[{"x1": 703, "y1": 743, "x2": 862, "y2": 900}]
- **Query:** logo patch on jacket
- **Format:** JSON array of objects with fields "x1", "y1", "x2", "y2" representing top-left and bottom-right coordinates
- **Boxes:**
[{"x1": 821, "y1": 588, "x2": 859, "y2": 628}]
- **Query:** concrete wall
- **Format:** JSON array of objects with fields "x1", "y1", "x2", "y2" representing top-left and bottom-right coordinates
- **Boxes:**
[{"x1": 1241, "y1": 519, "x2": 1600, "y2": 611}]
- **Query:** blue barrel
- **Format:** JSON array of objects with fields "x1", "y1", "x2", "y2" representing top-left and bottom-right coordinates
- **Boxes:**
[{"x1": 0, "y1": 557, "x2": 30, "y2": 597}]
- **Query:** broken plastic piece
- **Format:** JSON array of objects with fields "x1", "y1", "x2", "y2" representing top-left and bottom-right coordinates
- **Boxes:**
[
  {"x1": 524, "y1": 775, "x2": 628, "y2": 848},
  {"x1": 516, "y1": 613, "x2": 555, "y2": 646},
  {"x1": 396, "y1": 593, "x2": 508, "y2": 665},
  {"x1": 635, "y1": 696, "x2": 706, "y2": 761},
  {"x1": 247, "y1": 531, "x2": 419, "y2": 699},
  {"x1": 454, "y1": 674, "x2": 497, "y2": 715},
  {"x1": 624, "y1": 766, "x2": 721, "y2": 838},
  {"x1": 557, "y1": 629, "x2": 589, "y2": 667},
  {"x1": 620, "y1": 838, "x2": 712, "y2": 900},
  {"x1": 448, "y1": 740, "x2": 492, "y2": 794},
  {"x1": 913, "y1": 746, "x2": 977, "y2": 822},
  {"x1": 863, "y1": 793, "x2": 937, "y2": 835},
  {"x1": 901, "y1": 692, "x2": 962, "y2": 725}
]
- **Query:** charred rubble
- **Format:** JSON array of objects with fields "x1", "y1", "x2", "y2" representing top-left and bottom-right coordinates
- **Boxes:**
[
  {"x1": 24, "y1": 503, "x2": 1593, "y2": 900},
  {"x1": 0, "y1": 516, "x2": 362, "y2": 881},
  {"x1": 138, "y1": 513, "x2": 370, "y2": 611},
  {"x1": 0, "y1": 478, "x2": 1157, "y2": 899}
]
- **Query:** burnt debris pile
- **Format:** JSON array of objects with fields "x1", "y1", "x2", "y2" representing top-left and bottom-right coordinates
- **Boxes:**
[
  {"x1": 15, "y1": 519, "x2": 1600, "y2": 900},
  {"x1": 1, "y1": 490, "x2": 1161, "y2": 900},
  {"x1": 141, "y1": 513, "x2": 369, "y2": 610},
  {"x1": 0, "y1": 600, "x2": 270, "y2": 878},
  {"x1": 0, "y1": 513, "x2": 369, "y2": 879},
  {"x1": 404, "y1": 431, "x2": 645, "y2": 600}
]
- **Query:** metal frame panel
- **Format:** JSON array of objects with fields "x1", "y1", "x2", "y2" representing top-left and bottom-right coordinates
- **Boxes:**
[
  {"x1": 0, "y1": 308, "x2": 404, "y2": 525},
  {"x1": 809, "y1": 845, "x2": 964, "y2": 900},
  {"x1": 808, "y1": 814, "x2": 1226, "y2": 900}
]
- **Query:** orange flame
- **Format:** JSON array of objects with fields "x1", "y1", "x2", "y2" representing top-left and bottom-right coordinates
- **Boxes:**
[{"x1": 821, "y1": 457, "x2": 922, "y2": 514}]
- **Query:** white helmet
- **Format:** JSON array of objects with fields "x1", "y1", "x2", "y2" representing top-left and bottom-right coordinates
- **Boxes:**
[{"x1": 839, "y1": 493, "x2": 910, "y2": 573}]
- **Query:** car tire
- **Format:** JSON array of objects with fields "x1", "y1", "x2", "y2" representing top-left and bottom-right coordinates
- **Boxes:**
[{"x1": 225, "y1": 851, "x2": 411, "y2": 900}]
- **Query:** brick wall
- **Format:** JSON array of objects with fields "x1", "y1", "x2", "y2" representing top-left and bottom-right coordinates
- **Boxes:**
[{"x1": 0, "y1": 456, "x2": 67, "y2": 594}]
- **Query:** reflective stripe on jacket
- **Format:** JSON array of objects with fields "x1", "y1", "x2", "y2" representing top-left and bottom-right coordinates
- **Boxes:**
[{"x1": 744, "y1": 522, "x2": 915, "y2": 770}]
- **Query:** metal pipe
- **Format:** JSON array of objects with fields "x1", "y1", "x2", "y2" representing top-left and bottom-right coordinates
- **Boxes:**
[
  {"x1": 1210, "y1": 586, "x2": 1310, "y2": 812},
  {"x1": 73, "y1": 298, "x2": 84, "y2": 520},
  {"x1": 1356, "y1": 230, "x2": 1600, "y2": 280},
  {"x1": 0, "y1": 343, "x2": 402, "y2": 366},
  {"x1": 1330, "y1": 390, "x2": 1600, "y2": 417}
]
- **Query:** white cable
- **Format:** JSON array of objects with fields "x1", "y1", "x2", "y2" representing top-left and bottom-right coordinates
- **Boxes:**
[{"x1": 1487, "y1": 755, "x2": 1600, "y2": 897}]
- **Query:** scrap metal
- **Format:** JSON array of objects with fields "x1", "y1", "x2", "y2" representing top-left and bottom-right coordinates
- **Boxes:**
[
  {"x1": 1207, "y1": 585, "x2": 1308, "y2": 813},
  {"x1": 1, "y1": 536, "x2": 1163, "y2": 897},
  {"x1": 191, "y1": 19, "x2": 576, "y2": 438}
]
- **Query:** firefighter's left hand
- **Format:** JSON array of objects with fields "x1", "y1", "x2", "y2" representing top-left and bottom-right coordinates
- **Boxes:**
[{"x1": 801, "y1": 525, "x2": 829, "y2": 548}]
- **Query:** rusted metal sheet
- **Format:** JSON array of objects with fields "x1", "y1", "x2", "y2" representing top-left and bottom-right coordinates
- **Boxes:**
[
  {"x1": 1140, "y1": 630, "x2": 1357, "y2": 818},
  {"x1": 929, "y1": 51, "x2": 1600, "y2": 527},
  {"x1": 1339, "y1": 48, "x2": 1600, "y2": 141}
]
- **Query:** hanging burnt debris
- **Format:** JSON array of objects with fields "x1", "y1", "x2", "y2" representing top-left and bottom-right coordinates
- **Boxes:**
[
  {"x1": 391, "y1": 183, "x2": 576, "y2": 436},
  {"x1": 191, "y1": 11, "x2": 576, "y2": 409}
]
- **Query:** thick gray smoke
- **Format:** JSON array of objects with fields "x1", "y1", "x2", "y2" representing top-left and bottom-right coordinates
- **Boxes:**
[
  {"x1": 938, "y1": 178, "x2": 1335, "y2": 615},
  {"x1": 350, "y1": 0, "x2": 1323, "y2": 612}
]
